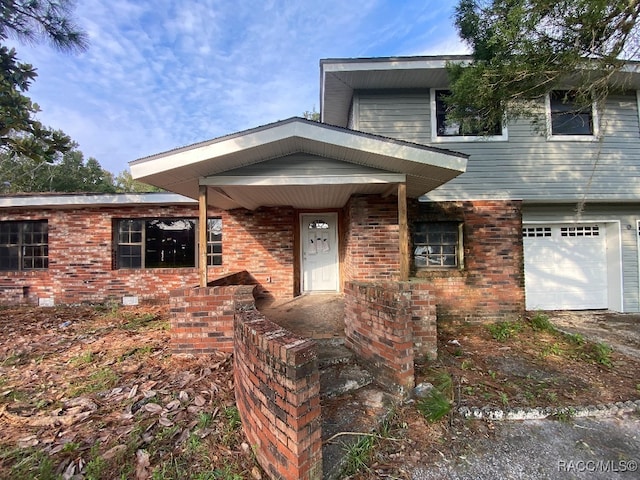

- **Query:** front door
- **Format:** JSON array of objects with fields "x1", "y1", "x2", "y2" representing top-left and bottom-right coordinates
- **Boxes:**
[{"x1": 301, "y1": 213, "x2": 339, "y2": 292}]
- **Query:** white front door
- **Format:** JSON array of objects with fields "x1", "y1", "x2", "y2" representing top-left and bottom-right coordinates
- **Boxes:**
[{"x1": 301, "y1": 213, "x2": 339, "y2": 292}]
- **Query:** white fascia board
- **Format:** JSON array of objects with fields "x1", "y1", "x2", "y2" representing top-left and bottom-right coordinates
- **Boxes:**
[
  {"x1": 200, "y1": 173, "x2": 406, "y2": 187},
  {"x1": 292, "y1": 122, "x2": 467, "y2": 172},
  {"x1": 0, "y1": 193, "x2": 195, "y2": 208},
  {"x1": 131, "y1": 121, "x2": 304, "y2": 179},
  {"x1": 320, "y1": 56, "x2": 471, "y2": 74},
  {"x1": 131, "y1": 119, "x2": 467, "y2": 180}
]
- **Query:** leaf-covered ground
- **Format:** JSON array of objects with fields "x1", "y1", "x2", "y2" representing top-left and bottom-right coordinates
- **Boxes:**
[
  {"x1": 0, "y1": 305, "x2": 261, "y2": 480},
  {"x1": 1, "y1": 306, "x2": 639, "y2": 479}
]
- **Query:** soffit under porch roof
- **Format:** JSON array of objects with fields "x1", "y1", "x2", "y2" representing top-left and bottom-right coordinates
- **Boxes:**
[{"x1": 130, "y1": 117, "x2": 467, "y2": 210}]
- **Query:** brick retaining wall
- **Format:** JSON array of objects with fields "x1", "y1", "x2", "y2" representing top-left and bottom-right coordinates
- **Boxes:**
[
  {"x1": 169, "y1": 282, "x2": 255, "y2": 355},
  {"x1": 344, "y1": 282, "x2": 413, "y2": 395},
  {"x1": 234, "y1": 307, "x2": 322, "y2": 480}
]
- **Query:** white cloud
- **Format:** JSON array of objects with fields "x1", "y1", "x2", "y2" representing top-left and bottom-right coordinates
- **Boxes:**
[{"x1": 8, "y1": 0, "x2": 462, "y2": 174}]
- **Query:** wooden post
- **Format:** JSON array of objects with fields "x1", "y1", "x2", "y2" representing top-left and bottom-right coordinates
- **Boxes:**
[
  {"x1": 398, "y1": 182, "x2": 409, "y2": 281},
  {"x1": 199, "y1": 185, "x2": 208, "y2": 288}
]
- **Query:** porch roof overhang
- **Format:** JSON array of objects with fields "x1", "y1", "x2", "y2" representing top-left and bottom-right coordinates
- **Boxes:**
[
  {"x1": 321, "y1": 56, "x2": 471, "y2": 127},
  {"x1": 130, "y1": 117, "x2": 467, "y2": 210}
]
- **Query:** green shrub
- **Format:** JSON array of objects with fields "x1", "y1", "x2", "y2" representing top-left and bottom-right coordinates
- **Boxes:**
[
  {"x1": 341, "y1": 435, "x2": 376, "y2": 476},
  {"x1": 530, "y1": 312, "x2": 555, "y2": 332},
  {"x1": 487, "y1": 321, "x2": 522, "y2": 341},
  {"x1": 416, "y1": 388, "x2": 452, "y2": 422},
  {"x1": 593, "y1": 342, "x2": 613, "y2": 367}
]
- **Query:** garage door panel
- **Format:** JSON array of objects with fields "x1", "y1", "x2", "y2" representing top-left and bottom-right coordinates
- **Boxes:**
[{"x1": 524, "y1": 224, "x2": 607, "y2": 310}]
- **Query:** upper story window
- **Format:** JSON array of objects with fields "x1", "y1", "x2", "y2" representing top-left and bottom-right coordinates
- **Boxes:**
[
  {"x1": 413, "y1": 222, "x2": 463, "y2": 269},
  {"x1": 0, "y1": 220, "x2": 48, "y2": 271},
  {"x1": 431, "y1": 89, "x2": 507, "y2": 142},
  {"x1": 547, "y1": 90, "x2": 597, "y2": 138},
  {"x1": 115, "y1": 217, "x2": 222, "y2": 269}
]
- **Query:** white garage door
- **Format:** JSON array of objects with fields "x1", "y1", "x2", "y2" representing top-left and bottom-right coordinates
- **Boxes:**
[{"x1": 523, "y1": 224, "x2": 608, "y2": 310}]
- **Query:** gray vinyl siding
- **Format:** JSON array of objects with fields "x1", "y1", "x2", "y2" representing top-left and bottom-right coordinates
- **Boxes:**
[
  {"x1": 354, "y1": 91, "x2": 640, "y2": 203},
  {"x1": 355, "y1": 91, "x2": 431, "y2": 144},
  {"x1": 523, "y1": 203, "x2": 640, "y2": 312},
  {"x1": 219, "y1": 154, "x2": 394, "y2": 177}
]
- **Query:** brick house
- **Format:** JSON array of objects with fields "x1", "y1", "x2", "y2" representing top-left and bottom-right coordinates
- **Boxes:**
[
  {"x1": 1, "y1": 119, "x2": 475, "y2": 315},
  {"x1": 4, "y1": 54, "x2": 640, "y2": 317},
  {"x1": 6, "y1": 54, "x2": 640, "y2": 480}
]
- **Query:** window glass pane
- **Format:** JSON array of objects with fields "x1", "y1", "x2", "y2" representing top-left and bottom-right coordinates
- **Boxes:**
[
  {"x1": 117, "y1": 245, "x2": 142, "y2": 269},
  {"x1": 118, "y1": 220, "x2": 143, "y2": 243},
  {"x1": 116, "y1": 220, "x2": 143, "y2": 269},
  {"x1": 435, "y1": 90, "x2": 501, "y2": 137},
  {"x1": 442, "y1": 232, "x2": 457, "y2": 244},
  {"x1": 550, "y1": 91, "x2": 593, "y2": 135},
  {"x1": 413, "y1": 222, "x2": 460, "y2": 269},
  {"x1": 145, "y1": 219, "x2": 195, "y2": 268},
  {"x1": 0, "y1": 246, "x2": 19, "y2": 270},
  {"x1": 23, "y1": 222, "x2": 48, "y2": 245},
  {"x1": 23, "y1": 245, "x2": 48, "y2": 269},
  {"x1": 0, "y1": 221, "x2": 48, "y2": 271},
  {"x1": 207, "y1": 218, "x2": 223, "y2": 266},
  {"x1": 208, "y1": 244, "x2": 222, "y2": 254},
  {"x1": 442, "y1": 255, "x2": 457, "y2": 266},
  {"x1": 0, "y1": 223, "x2": 19, "y2": 244}
]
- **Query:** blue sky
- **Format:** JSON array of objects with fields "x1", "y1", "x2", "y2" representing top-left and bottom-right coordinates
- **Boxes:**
[{"x1": 13, "y1": 0, "x2": 466, "y2": 175}]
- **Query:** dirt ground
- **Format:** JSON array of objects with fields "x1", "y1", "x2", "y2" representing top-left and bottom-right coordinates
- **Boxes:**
[
  {"x1": 346, "y1": 311, "x2": 640, "y2": 479},
  {"x1": 430, "y1": 312, "x2": 640, "y2": 410},
  {"x1": 0, "y1": 305, "x2": 260, "y2": 479},
  {"x1": 0, "y1": 306, "x2": 638, "y2": 479}
]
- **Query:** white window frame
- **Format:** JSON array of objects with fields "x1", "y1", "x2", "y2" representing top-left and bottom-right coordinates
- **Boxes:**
[
  {"x1": 545, "y1": 90, "x2": 599, "y2": 141},
  {"x1": 430, "y1": 88, "x2": 508, "y2": 143}
]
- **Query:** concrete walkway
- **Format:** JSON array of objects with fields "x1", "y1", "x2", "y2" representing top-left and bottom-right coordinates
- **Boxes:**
[{"x1": 255, "y1": 293, "x2": 345, "y2": 339}]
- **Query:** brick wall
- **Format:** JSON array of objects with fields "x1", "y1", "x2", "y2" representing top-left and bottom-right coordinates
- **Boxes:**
[
  {"x1": 408, "y1": 282, "x2": 438, "y2": 360},
  {"x1": 234, "y1": 307, "x2": 322, "y2": 480},
  {"x1": 169, "y1": 283, "x2": 255, "y2": 355},
  {"x1": 0, "y1": 204, "x2": 296, "y2": 305},
  {"x1": 224, "y1": 207, "x2": 296, "y2": 298},
  {"x1": 342, "y1": 195, "x2": 400, "y2": 285},
  {"x1": 344, "y1": 281, "x2": 417, "y2": 396},
  {"x1": 410, "y1": 200, "x2": 525, "y2": 322}
]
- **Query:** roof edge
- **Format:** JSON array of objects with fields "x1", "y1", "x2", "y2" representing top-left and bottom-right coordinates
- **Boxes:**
[{"x1": 0, "y1": 192, "x2": 196, "y2": 208}]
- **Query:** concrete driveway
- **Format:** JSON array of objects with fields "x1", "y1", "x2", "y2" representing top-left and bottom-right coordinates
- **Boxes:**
[
  {"x1": 412, "y1": 414, "x2": 640, "y2": 480},
  {"x1": 412, "y1": 310, "x2": 640, "y2": 480},
  {"x1": 548, "y1": 311, "x2": 640, "y2": 360}
]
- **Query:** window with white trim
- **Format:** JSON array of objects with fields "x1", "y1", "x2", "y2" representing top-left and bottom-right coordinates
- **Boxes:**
[
  {"x1": 115, "y1": 218, "x2": 222, "y2": 269},
  {"x1": 413, "y1": 222, "x2": 463, "y2": 268},
  {"x1": 0, "y1": 220, "x2": 48, "y2": 271},
  {"x1": 548, "y1": 90, "x2": 595, "y2": 137},
  {"x1": 431, "y1": 89, "x2": 506, "y2": 142}
]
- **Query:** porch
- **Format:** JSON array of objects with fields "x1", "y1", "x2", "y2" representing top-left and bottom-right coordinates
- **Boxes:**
[{"x1": 255, "y1": 293, "x2": 345, "y2": 339}]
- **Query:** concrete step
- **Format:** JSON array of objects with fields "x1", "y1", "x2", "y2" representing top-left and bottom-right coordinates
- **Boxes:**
[
  {"x1": 316, "y1": 338, "x2": 353, "y2": 369},
  {"x1": 320, "y1": 362, "x2": 373, "y2": 399},
  {"x1": 321, "y1": 386, "x2": 395, "y2": 480}
]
